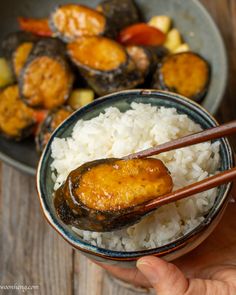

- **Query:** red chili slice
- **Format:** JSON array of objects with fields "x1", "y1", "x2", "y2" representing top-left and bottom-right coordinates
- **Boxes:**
[
  {"x1": 18, "y1": 17, "x2": 53, "y2": 37},
  {"x1": 117, "y1": 23, "x2": 166, "y2": 46}
]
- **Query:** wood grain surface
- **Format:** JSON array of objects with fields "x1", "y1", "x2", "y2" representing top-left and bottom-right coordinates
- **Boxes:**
[{"x1": 0, "y1": 1, "x2": 235, "y2": 294}]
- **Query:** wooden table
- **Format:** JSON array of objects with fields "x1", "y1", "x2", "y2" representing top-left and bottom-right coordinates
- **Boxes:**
[{"x1": 0, "y1": 1, "x2": 235, "y2": 294}]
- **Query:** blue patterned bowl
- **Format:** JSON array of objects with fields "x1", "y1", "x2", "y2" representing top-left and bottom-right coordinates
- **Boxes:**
[{"x1": 37, "y1": 90, "x2": 234, "y2": 267}]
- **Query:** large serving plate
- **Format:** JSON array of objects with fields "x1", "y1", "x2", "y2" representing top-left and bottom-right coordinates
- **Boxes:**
[{"x1": 0, "y1": 0, "x2": 227, "y2": 174}]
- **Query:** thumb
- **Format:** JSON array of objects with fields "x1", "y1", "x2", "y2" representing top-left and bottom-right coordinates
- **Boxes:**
[{"x1": 137, "y1": 256, "x2": 189, "y2": 295}]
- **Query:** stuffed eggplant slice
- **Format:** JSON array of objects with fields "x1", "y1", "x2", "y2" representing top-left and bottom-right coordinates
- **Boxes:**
[
  {"x1": 67, "y1": 36, "x2": 143, "y2": 96},
  {"x1": 1, "y1": 31, "x2": 37, "y2": 77},
  {"x1": 126, "y1": 45, "x2": 158, "y2": 81},
  {"x1": 153, "y1": 52, "x2": 210, "y2": 101},
  {"x1": 96, "y1": 0, "x2": 140, "y2": 37},
  {"x1": 36, "y1": 106, "x2": 73, "y2": 152},
  {"x1": 19, "y1": 38, "x2": 74, "y2": 109},
  {"x1": 0, "y1": 85, "x2": 36, "y2": 140},
  {"x1": 50, "y1": 4, "x2": 106, "y2": 42},
  {"x1": 54, "y1": 158, "x2": 173, "y2": 232}
]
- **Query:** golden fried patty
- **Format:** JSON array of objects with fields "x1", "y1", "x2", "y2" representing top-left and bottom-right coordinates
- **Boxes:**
[
  {"x1": 74, "y1": 158, "x2": 173, "y2": 211},
  {"x1": 51, "y1": 4, "x2": 106, "y2": 41},
  {"x1": 22, "y1": 56, "x2": 73, "y2": 109},
  {"x1": 68, "y1": 36, "x2": 127, "y2": 71},
  {"x1": 0, "y1": 85, "x2": 35, "y2": 138},
  {"x1": 159, "y1": 52, "x2": 210, "y2": 99}
]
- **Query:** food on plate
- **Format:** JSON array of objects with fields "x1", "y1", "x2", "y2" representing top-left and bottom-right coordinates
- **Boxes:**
[
  {"x1": 0, "y1": 1, "x2": 211, "y2": 154},
  {"x1": 13, "y1": 42, "x2": 34, "y2": 77},
  {"x1": 154, "y1": 52, "x2": 210, "y2": 101},
  {"x1": 151, "y1": 46, "x2": 169, "y2": 60},
  {"x1": 50, "y1": 4, "x2": 106, "y2": 42},
  {"x1": 36, "y1": 106, "x2": 73, "y2": 152},
  {"x1": 2, "y1": 31, "x2": 37, "y2": 77},
  {"x1": 19, "y1": 38, "x2": 74, "y2": 109},
  {"x1": 0, "y1": 58, "x2": 14, "y2": 88},
  {"x1": 174, "y1": 43, "x2": 190, "y2": 54},
  {"x1": 51, "y1": 103, "x2": 220, "y2": 249},
  {"x1": 148, "y1": 15, "x2": 172, "y2": 34},
  {"x1": 0, "y1": 85, "x2": 36, "y2": 139},
  {"x1": 18, "y1": 17, "x2": 53, "y2": 37},
  {"x1": 96, "y1": 0, "x2": 140, "y2": 37},
  {"x1": 67, "y1": 36, "x2": 143, "y2": 95},
  {"x1": 126, "y1": 45, "x2": 157, "y2": 80},
  {"x1": 54, "y1": 158, "x2": 173, "y2": 231},
  {"x1": 164, "y1": 28, "x2": 182, "y2": 52},
  {"x1": 117, "y1": 23, "x2": 166, "y2": 46},
  {"x1": 68, "y1": 89, "x2": 95, "y2": 110}
]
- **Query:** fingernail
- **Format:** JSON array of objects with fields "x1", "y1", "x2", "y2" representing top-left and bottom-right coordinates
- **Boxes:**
[{"x1": 137, "y1": 260, "x2": 159, "y2": 285}]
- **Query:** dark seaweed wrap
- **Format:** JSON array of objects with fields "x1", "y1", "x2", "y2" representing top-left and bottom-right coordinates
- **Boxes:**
[
  {"x1": 1, "y1": 31, "x2": 38, "y2": 77},
  {"x1": 54, "y1": 159, "x2": 145, "y2": 232},
  {"x1": 76, "y1": 57, "x2": 143, "y2": 96},
  {"x1": 35, "y1": 106, "x2": 72, "y2": 152},
  {"x1": 1, "y1": 31, "x2": 37, "y2": 60},
  {"x1": 97, "y1": 0, "x2": 141, "y2": 37}
]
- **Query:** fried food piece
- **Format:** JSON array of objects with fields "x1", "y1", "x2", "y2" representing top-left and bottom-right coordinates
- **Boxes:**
[
  {"x1": 68, "y1": 36, "x2": 127, "y2": 71},
  {"x1": 74, "y1": 158, "x2": 173, "y2": 211},
  {"x1": 36, "y1": 107, "x2": 73, "y2": 152},
  {"x1": 19, "y1": 38, "x2": 74, "y2": 109},
  {"x1": 13, "y1": 42, "x2": 34, "y2": 76},
  {"x1": 126, "y1": 45, "x2": 158, "y2": 81},
  {"x1": 0, "y1": 85, "x2": 36, "y2": 139},
  {"x1": 54, "y1": 158, "x2": 173, "y2": 231},
  {"x1": 1, "y1": 31, "x2": 37, "y2": 77},
  {"x1": 67, "y1": 36, "x2": 143, "y2": 95},
  {"x1": 155, "y1": 52, "x2": 210, "y2": 101},
  {"x1": 50, "y1": 4, "x2": 106, "y2": 42}
]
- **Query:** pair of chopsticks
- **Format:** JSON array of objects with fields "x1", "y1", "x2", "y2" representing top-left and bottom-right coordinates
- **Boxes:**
[{"x1": 124, "y1": 121, "x2": 236, "y2": 210}]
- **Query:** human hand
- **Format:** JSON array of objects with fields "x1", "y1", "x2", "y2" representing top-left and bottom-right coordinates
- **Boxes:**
[
  {"x1": 136, "y1": 254, "x2": 236, "y2": 294},
  {"x1": 95, "y1": 182, "x2": 236, "y2": 294}
]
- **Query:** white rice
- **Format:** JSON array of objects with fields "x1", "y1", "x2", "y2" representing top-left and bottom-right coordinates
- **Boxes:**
[{"x1": 51, "y1": 103, "x2": 220, "y2": 251}]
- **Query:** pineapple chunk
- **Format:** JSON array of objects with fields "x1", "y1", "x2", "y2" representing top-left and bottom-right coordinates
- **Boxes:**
[
  {"x1": 148, "y1": 15, "x2": 172, "y2": 34},
  {"x1": 174, "y1": 43, "x2": 190, "y2": 54},
  {"x1": 164, "y1": 29, "x2": 182, "y2": 52},
  {"x1": 68, "y1": 89, "x2": 95, "y2": 110},
  {"x1": 0, "y1": 58, "x2": 14, "y2": 88}
]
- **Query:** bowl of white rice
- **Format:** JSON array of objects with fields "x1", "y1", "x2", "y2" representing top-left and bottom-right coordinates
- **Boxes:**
[{"x1": 37, "y1": 89, "x2": 234, "y2": 267}]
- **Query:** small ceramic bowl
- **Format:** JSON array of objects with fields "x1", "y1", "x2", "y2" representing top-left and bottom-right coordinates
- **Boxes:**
[{"x1": 37, "y1": 90, "x2": 234, "y2": 267}]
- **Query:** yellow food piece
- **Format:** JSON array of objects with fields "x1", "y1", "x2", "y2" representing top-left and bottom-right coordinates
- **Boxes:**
[
  {"x1": 75, "y1": 158, "x2": 173, "y2": 211},
  {"x1": 0, "y1": 58, "x2": 14, "y2": 88},
  {"x1": 13, "y1": 42, "x2": 33, "y2": 76},
  {"x1": 148, "y1": 15, "x2": 172, "y2": 34},
  {"x1": 68, "y1": 36, "x2": 127, "y2": 71},
  {"x1": 160, "y1": 53, "x2": 209, "y2": 98},
  {"x1": 52, "y1": 4, "x2": 106, "y2": 40},
  {"x1": 22, "y1": 56, "x2": 73, "y2": 109},
  {"x1": 164, "y1": 29, "x2": 182, "y2": 52},
  {"x1": 174, "y1": 43, "x2": 190, "y2": 54},
  {"x1": 0, "y1": 85, "x2": 35, "y2": 138},
  {"x1": 68, "y1": 89, "x2": 94, "y2": 109}
]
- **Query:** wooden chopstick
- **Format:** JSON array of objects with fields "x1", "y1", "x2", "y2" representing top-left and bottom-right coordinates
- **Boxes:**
[
  {"x1": 143, "y1": 166, "x2": 236, "y2": 213},
  {"x1": 124, "y1": 120, "x2": 236, "y2": 160}
]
